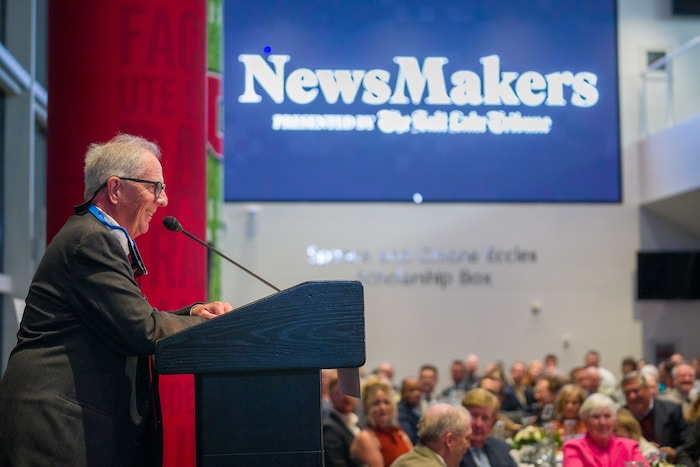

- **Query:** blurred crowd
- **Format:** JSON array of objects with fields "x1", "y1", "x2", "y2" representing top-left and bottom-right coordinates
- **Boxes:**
[{"x1": 321, "y1": 350, "x2": 700, "y2": 466}]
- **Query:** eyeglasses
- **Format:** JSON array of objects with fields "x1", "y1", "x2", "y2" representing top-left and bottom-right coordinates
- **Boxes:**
[{"x1": 119, "y1": 177, "x2": 166, "y2": 199}]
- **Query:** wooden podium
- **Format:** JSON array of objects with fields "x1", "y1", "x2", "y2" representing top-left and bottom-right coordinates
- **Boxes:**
[{"x1": 155, "y1": 280, "x2": 365, "y2": 466}]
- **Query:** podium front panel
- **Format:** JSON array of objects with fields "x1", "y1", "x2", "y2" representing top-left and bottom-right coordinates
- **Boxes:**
[{"x1": 195, "y1": 370, "x2": 323, "y2": 466}]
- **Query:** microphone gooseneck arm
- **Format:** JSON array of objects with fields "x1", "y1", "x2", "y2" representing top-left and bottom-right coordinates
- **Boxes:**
[{"x1": 163, "y1": 216, "x2": 281, "y2": 293}]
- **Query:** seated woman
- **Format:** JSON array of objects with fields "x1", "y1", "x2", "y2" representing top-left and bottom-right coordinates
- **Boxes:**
[
  {"x1": 548, "y1": 384, "x2": 587, "y2": 439},
  {"x1": 350, "y1": 376, "x2": 413, "y2": 466},
  {"x1": 614, "y1": 407, "x2": 660, "y2": 459},
  {"x1": 562, "y1": 393, "x2": 649, "y2": 467}
]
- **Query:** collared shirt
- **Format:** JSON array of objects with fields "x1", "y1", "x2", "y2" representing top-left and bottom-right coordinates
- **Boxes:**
[
  {"x1": 93, "y1": 206, "x2": 130, "y2": 255},
  {"x1": 470, "y1": 447, "x2": 491, "y2": 467},
  {"x1": 332, "y1": 409, "x2": 360, "y2": 436},
  {"x1": 635, "y1": 399, "x2": 656, "y2": 443}
]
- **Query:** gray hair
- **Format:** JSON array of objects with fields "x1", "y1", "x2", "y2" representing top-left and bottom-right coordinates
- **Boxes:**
[
  {"x1": 621, "y1": 370, "x2": 648, "y2": 388},
  {"x1": 417, "y1": 403, "x2": 471, "y2": 444},
  {"x1": 579, "y1": 393, "x2": 617, "y2": 420},
  {"x1": 83, "y1": 134, "x2": 161, "y2": 199}
]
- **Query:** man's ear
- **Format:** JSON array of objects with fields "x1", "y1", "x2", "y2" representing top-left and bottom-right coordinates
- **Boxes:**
[
  {"x1": 444, "y1": 431, "x2": 455, "y2": 448},
  {"x1": 105, "y1": 177, "x2": 120, "y2": 204}
]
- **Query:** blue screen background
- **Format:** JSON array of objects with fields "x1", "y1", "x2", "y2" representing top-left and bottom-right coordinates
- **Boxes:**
[{"x1": 223, "y1": 0, "x2": 620, "y2": 202}]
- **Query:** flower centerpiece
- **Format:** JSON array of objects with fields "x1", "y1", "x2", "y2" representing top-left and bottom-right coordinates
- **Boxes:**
[
  {"x1": 510, "y1": 425, "x2": 562, "y2": 465},
  {"x1": 510, "y1": 426, "x2": 545, "y2": 450},
  {"x1": 510, "y1": 426, "x2": 543, "y2": 464}
]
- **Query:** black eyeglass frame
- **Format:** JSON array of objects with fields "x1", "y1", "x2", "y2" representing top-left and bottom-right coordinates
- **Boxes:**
[{"x1": 118, "y1": 177, "x2": 166, "y2": 199}]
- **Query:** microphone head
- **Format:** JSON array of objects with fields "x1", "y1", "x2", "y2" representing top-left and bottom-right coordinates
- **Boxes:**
[{"x1": 162, "y1": 216, "x2": 183, "y2": 232}]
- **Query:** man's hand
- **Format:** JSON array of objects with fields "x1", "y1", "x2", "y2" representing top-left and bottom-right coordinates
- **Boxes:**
[
  {"x1": 190, "y1": 301, "x2": 233, "y2": 319},
  {"x1": 658, "y1": 446, "x2": 675, "y2": 462}
]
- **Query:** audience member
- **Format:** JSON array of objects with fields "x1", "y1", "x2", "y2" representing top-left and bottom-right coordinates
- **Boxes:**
[
  {"x1": 441, "y1": 359, "x2": 469, "y2": 405},
  {"x1": 686, "y1": 393, "x2": 700, "y2": 423},
  {"x1": 464, "y1": 354, "x2": 480, "y2": 390},
  {"x1": 459, "y1": 388, "x2": 518, "y2": 467},
  {"x1": 398, "y1": 377, "x2": 422, "y2": 446},
  {"x1": 482, "y1": 360, "x2": 506, "y2": 382},
  {"x1": 670, "y1": 353, "x2": 685, "y2": 365},
  {"x1": 376, "y1": 362, "x2": 399, "y2": 392},
  {"x1": 351, "y1": 376, "x2": 413, "y2": 467},
  {"x1": 621, "y1": 356, "x2": 637, "y2": 376},
  {"x1": 549, "y1": 384, "x2": 587, "y2": 438},
  {"x1": 502, "y1": 361, "x2": 536, "y2": 413},
  {"x1": 419, "y1": 364, "x2": 440, "y2": 413},
  {"x1": 544, "y1": 353, "x2": 565, "y2": 377},
  {"x1": 522, "y1": 360, "x2": 544, "y2": 388},
  {"x1": 621, "y1": 371, "x2": 691, "y2": 461},
  {"x1": 657, "y1": 360, "x2": 674, "y2": 394},
  {"x1": 614, "y1": 407, "x2": 660, "y2": 459},
  {"x1": 477, "y1": 375, "x2": 521, "y2": 436},
  {"x1": 586, "y1": 366, "x2": 601, "y2": 394},
  {"x1": 584, "y1": 350, "x2": 618, "y2": 400},
  {"x1": 570, "y1": 366, "x2": 593, "y2": 395},
  {"x1": 690, "y1": 356, "x2": 700, "y2": 400},
  {"x1": 391, "y1": 403, "x2": 472, "y2": 467},
  {"x1": 533, "y1": 375, "x2": 561, "y2": 425},
  {"x1": 323, "y1": 375, "x2": 363, "y2": 467},
  {"x1": 639, "y1": 364, "x2": 660, "y2": 399},
  {"x1": 659, "y1": 362, "x2": 695, "y2": 413},
  {"x1": 562, "y1": 394, "x2": 648, "y2": 467},
  {"x1": 322, "y1": 368, "x2": 338, "y2": 420}
]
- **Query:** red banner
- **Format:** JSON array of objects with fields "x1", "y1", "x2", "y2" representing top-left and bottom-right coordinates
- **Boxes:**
[{"x1": 47, "y1": 1, "x2": 206, "y2": 465}]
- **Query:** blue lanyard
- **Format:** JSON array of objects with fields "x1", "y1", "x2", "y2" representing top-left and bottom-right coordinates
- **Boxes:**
[{"x1": 87, "y1": 204, "x2": 148, "y2": 276}]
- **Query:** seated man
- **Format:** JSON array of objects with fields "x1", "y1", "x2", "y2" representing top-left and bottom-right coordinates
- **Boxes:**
[
  {"x1": 622, "y1": 371, "x2": 691, "y2": 461},
  {"x1": 323, "y1": 375, "x2": 363, "y2": 467},
  {"x1": 478, "y1": 375, "x2": 521, "y2": 436},
  {"x1": 398, "y1": 377, "x2": 423, "y2": 446},
  {"x1": 391, "y1": 403, "x2": 472, "y2": 467},
  {"x1": 533, "y1": 375, "x2": 562, "y2": 425},
  {"x1": 658, "y1": 362, "x2": 695, "y2": 414},
  {"x1": 441, "y1": 359, "x2": 469, "y2": 405},
  {"x1": 460, "y1": 388, "x2": 518, "y2": 467},
  {"x1": 419, "y1": 364, "x2": 440, "y2": 413}
]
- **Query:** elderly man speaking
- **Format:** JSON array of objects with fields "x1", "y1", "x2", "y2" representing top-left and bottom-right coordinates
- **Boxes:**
[{"x1": 0, "y1": 134, "x2": 232, "y2": 466}]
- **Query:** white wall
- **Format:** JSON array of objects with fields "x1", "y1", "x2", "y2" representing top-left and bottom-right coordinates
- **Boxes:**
[{"x1": 219, "y1": 0, "x2": 700, "y2": 387}]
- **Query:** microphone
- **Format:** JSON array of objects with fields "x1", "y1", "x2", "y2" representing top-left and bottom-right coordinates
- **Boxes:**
[{"x1": 162, "y1": 216, "x2": 281, "y2": 293}]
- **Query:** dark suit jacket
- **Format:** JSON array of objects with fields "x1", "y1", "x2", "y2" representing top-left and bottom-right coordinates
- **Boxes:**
[
  {"x1": 323, "y1": 411, "x2": 362, "y2": 467},
  {"x1": 460, "y1": 437, "x2": 518, "y2": 467},
  {"x1": 0, "y1": 213, "x2": 204, "y2": 466},
  {"x1": 502, "y1": 384, "x2": 535, "y2": 412},
  {"x1": 627, "y1": 398, "x2": 691, "y2": 450},
  {"x1": 398, "y1": 400, "x2": 421, "y2": 445},
  {"x1": 676, "y1": 417, "x2": 700, "y2": 465}
]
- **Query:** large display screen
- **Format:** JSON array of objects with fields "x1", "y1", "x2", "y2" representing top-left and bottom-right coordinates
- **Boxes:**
[{"x1": 223, "y1": 1, "x2": 620, "y2": 202}]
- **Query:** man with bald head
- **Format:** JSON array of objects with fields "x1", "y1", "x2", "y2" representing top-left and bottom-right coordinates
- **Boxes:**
[
  {"x1": 659, "y1": 362, "x2": 696, "y2": 413},
  {"x1": 398, "y1": 377, "x2": 423, "y2": 445},
  {"x1": 391, "y1": 403, "x2": 472, "y2": 467}
]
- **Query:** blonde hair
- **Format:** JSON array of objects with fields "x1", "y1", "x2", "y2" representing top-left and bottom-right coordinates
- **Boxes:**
[
  {"x1": 555, "y1": 384, "x2": 587, "y2": 419},
  {"x1": 461, "y1": 388, "x2": 500, "y2": 417},
  {"x1": 361, "y1": 376, "x2": 397, "y2": 427},
  {"x1": 615, "y1": 408, "x2": 642, "y2": 440}
]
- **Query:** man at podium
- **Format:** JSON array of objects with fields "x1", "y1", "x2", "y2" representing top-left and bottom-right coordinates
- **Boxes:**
[{"x1": 0, "y1": 134, "x2": 232, "y2": 466}]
